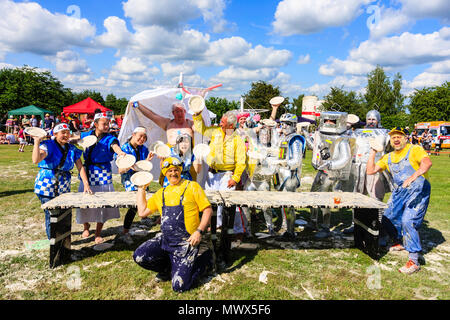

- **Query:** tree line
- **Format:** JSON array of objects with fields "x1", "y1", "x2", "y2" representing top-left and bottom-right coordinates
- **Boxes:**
[
  {"x1": 0, "y1": 66, "x2": 129, "y2": 116},
  {"x1": 1, "y1": 65, "x2": 448, "y2": 129}
]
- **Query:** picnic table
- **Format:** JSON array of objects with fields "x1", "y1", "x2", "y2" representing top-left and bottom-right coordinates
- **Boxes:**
[{"x1": 42, "y1": 191, "x2": 387, "y2": 268}]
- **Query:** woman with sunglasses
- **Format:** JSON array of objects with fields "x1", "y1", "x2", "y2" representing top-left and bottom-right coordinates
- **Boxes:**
[{"x1": 133, "y1": 156, "x2": 214, "y2": 292}]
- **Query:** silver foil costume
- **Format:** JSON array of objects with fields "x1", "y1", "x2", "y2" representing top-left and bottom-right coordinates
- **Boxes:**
[
  {"x1": 270, "y1": 113, "x2": 306, "y2": 238},
  {"x1": 342, "y1": 110, "x2": 392, "y2": 233},
  {"x1": 244, "y1": 122, "x2": 279, "y2": 235},
  {"x1": 305, "y1": 111, "x2": 355, "y2": 238}
]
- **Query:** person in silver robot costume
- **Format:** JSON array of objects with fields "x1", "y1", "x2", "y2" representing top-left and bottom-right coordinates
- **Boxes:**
[
  {"x1": 269, "y1": 113, "x2": 306, "y2": 240},
  {"x1": 341, "y1": 109, "x2": 392, "y2": 234},
  {"x1": 303, "y1": 111, "x2": 355, "y2": 239},
  {"x1": 242, "y1": 117, "x2": 282, "y2": 236}
]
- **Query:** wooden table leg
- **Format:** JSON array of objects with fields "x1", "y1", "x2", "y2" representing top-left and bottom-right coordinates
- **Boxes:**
[
  {"x1": 49, "y1": 208, "x2": 72, "y2": 268},
  {"x1": 353, "y1": 208, "x2": 382, "y2": 260}
]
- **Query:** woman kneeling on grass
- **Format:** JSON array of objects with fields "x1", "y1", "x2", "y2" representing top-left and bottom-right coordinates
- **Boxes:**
[
  {"x1": 32, "y1": 123, "x2": 92, "y2": 240},
  {"x1": 133, "y1": 156, "x2": 214, "y2": 292}
]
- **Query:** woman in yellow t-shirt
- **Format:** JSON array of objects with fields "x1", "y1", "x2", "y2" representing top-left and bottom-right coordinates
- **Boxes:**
[{"x1": 133, "y1": 156, "x2": 214, "y2": 292}]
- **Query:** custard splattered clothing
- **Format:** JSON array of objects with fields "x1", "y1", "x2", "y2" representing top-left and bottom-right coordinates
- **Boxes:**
[
  {"x1": 76, "y1": 130, "x2": 120, "y2": 224},
  {"x1": 378, "y1": 144, "x2": 431, "y2": 257},
  {"x1": 133, "y1": 180, "x2": 213, "y2": 292},
  {"x1": 80, "y1": 130, "x2": 119, "y2": 186},
  {"x1": 34, "y1": 140, "x2": 82, "y2": 197},
  {"x1": 119, "y1": 141, "x2": 149, "y2": 191}
]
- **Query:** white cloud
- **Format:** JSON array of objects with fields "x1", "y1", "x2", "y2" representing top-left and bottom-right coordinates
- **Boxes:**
[
  {"x1": 51, "y1": 50, "x2": 91, "y2": 74},
  {"x1": 350, "y1": 27, "x2": 450, "y2": 67},
  {"x1": 297, "y1": 54, "x2": 311, "y2": 64},
  {"x1": 0, "y1": 0, "x2": 96, "y2": 55},
  {"x1": 161, "y1": 62, "x2": 197, "y2": 77},
  {"x1": 213, "y1": 67, "x2": 280, "y2": 82},
  {"x1": 122, "y1": 0, "x2": 229, "y2": 32},
  {"x1": 400, "y1": 0, "x2": 450, "y2": 22},
  {"x1": 319, "y1": 58, "x2": 376, "y2": 76},
  {"x1": 320, "y1": 27, "x2": 450, "y2": 79},
  {"x1": 273, "y1": 0, "x2": 371, "y2": 36},
  {"x1": 95, "y1": 16, "x2": 132, "y2": 48},
  {"x1": 112, "y1": 57, "x2": 148, "y2": 75},
  {"x1": 425, "y1": 60, "x2": 450, "y2": 73},
  {"x1": 403, "y1": 71, "x2": 450, "y2": 93},
  {"x1": 369, "y1": 7, "x2": 413, "y2": 39}
]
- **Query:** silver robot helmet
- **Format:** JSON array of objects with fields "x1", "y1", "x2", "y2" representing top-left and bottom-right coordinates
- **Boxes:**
[
  {"x1": 318, "y1": 111, "x2": 348, "y2": 135},
  {"x1": 280, "y1": 113, "x2": 298, "y2": 135},
  {"x1": 366, "y1": 110, "x2": 381, "y2": 128}
]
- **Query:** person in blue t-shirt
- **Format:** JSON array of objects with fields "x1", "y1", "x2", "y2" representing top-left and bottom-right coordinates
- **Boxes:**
[{"x1": 31, "y1": 123, "x2": 92, "y2": 239}]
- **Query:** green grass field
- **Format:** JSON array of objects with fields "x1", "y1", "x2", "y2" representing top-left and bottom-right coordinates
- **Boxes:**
[{"x1": 0, "y1": 144, "x2": 449, "y2": 300}]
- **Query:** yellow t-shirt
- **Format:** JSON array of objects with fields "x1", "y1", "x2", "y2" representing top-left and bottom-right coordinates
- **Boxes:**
[
  {"x1": 147, "y1": 179, "x2": 211, "y2": 235},
  {"x1": 376, "y1": 144, "x2": 430, "y2": 180}
]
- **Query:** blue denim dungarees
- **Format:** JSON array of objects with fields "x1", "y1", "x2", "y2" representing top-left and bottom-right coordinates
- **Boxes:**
[{"x1": 383, "y1": 147, "x2": 431, "y2": 253}]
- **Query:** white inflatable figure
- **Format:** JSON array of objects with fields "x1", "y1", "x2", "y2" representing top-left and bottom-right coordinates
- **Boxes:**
[
  {"x1": 306, "y1": 111, "x2": 355, "y2": 239},
  {"x1": 269, "y1": 113, "x2": 306, "y2": 240},
  {"x1": 342, "y1": 109, "x2": 391, "y2": 234}
]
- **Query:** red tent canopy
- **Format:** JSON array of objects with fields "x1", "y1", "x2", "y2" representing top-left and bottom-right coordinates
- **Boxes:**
[{"x1": 63, "y1": 97, "x2": 111, "y2": 114}]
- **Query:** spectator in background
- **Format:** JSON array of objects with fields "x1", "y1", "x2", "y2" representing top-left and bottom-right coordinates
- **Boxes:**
[
  {"x1": 22, "y1": 115, "x2": 30, "y2": 127},
  {"x1": 116, "y1": 115, "x2": 123, "y2": 129},
  {"x1": 410, "y1": 129, "x2": 419, "y2": 145},
  {"x1": 109, "y1": 118, "x2": 120, "y2": 136},
  {"x1": 6, "y1": 115, "x2": 17, "y2": 133},
  {"x1": 30, "y1": 114, "x2": 38, "y2": 127},
  {"x1": 82, "y1": 114, "x2": 94, "y2": 131},
  {"x1": 421, "y1": 129, "x2": 433, "y2": 155},
  {"x1": 6, "y1": 132, "x2": 16, "y2": 145},
  {"x1": 18, "y1": 125, "x2": 26, "y2": 152},
  {"x1": 43, "y1": 114, "x2": 54, "y2": 132}
]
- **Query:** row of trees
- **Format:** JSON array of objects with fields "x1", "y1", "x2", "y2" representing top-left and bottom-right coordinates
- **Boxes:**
[
  {"x1": 229, "y1": 66, "x2": 449, "y2": 129},
  {"x1": 0, "y1": 66, "x2": 129, "y2": 117},
  {"x1": 1, "y1": 65, "x2": 448, "y2": 129}
]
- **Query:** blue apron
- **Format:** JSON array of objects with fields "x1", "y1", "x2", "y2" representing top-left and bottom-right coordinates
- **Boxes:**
[
  {"x1": 81, "y1": 130, "x2": 118, "y2": 186},
  {"x1": 34, "y1": 140, "x2": 81, "y2": 197},
  {"x1": 384, "y1": 146, "x2": 431, "y2": 253}
]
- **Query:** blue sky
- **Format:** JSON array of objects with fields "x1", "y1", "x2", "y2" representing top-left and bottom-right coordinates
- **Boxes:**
[{"x1": 0, "y1": 0, "x2": 449, "y2": 102}]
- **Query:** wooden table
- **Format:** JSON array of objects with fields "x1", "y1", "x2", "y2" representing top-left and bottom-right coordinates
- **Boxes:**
[{"x1": 42, "y1": 191, "x2": 387, "y2": 268}]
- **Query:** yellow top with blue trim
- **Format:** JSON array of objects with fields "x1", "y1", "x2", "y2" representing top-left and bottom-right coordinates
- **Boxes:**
[{"x1": 146, "y1": 179, "x2": 211, "y2": 235}]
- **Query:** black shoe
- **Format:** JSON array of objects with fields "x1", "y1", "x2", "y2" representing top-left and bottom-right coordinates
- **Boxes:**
[
  {"x1": 342, "y1": 225, "x2": 354, "y2": 234},
  {"x1": 276, "y1": 231, "x2": 296, "y2": 242},
  {"x1": 315, "y1": 228, "x2": 332, "y2": 239},
  {"x1": 155, "y1": 271, "x2": 171, "y2": 283}
]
